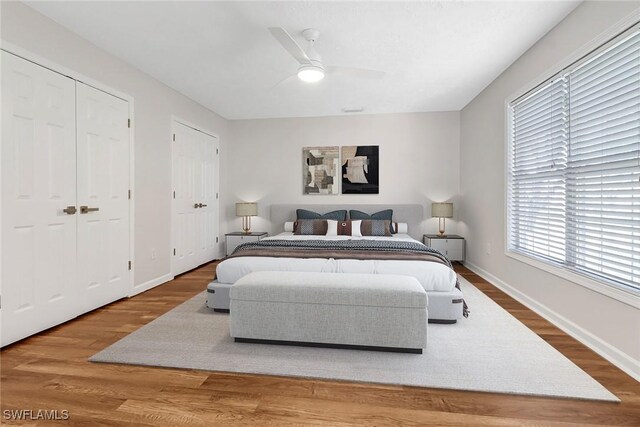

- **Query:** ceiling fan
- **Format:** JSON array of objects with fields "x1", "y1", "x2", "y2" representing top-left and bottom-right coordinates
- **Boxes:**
[{"x1": 268, "y1": 27, "x2": 385, "y2": 84}]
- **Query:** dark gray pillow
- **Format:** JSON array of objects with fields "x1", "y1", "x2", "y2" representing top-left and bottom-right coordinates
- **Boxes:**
[
  {"x1": 296, "y1": 209, "x2": 347, "y2": 221},
  {"x1": 349, "y1": 209, "x2": 393, "y2": 232},
  {"x1": 349, "y1": 209, "x2": 393, "y2": 221}
]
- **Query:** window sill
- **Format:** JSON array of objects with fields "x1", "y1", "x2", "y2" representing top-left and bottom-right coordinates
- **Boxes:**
[{"x1": 505, "y1": 250, "x2": 640, "y2": 309}]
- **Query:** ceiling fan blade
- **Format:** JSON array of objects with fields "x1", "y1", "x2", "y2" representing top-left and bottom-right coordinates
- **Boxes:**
[
  {"x1": 326, "y1": 66, "x2": 385, "y2": 80},
  {"x1": 269, "y1": 27, "x2": 312, "y2": 65},
  {"x1": 269, "y1": 73, "x2": 298, "y2": 91}
]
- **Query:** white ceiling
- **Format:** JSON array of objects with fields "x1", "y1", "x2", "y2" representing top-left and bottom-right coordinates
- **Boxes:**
[{"x1": 26, "y1": 1, "x2": 580, "y2": 120}]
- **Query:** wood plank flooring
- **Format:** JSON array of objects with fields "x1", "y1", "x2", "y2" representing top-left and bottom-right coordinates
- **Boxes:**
[{"x1": 1, "y1": 262, "x2": 639, "y2": 426}]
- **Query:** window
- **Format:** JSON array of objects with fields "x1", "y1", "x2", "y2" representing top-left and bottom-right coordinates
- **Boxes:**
[{"x1": 508, "y1": 25, "x2": 640, "y2": 295}]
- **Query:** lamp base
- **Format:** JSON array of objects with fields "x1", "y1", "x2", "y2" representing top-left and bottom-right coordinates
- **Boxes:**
[
  {"x1": 242, "y1": 216, "x2": 252, "y2": 234},
  {"x1": 438, "y1": 218, "x2": 446, "y2": 236}
]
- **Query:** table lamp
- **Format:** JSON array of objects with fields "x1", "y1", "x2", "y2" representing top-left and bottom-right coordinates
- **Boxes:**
[
  {"x1": 431, "y1": 202, "x2": 453, "y2": 236},
  {"x1": 236, "y1": 202, "x2": 258, "y2": 234}
]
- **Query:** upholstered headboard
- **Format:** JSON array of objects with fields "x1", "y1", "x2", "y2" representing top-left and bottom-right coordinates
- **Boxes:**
[{"x1": 269, "y1": 204, "x2": 425, "y2": 240}]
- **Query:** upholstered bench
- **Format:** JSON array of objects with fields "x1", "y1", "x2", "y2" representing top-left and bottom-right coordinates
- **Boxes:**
[{"x1": 229, "y1": 271, "x2": 428, "y2": 353}]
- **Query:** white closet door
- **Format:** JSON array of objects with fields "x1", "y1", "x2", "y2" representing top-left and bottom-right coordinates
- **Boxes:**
[
  {"x1": 172, "y1": 122, "x2": 199, "y2": 275},
  {"x1": 196, "y1": 130, "x2": 219, "y2": 265},
  {"x1": 76, "y1": 82, "x2": 130, "y2": 312},
  {"x1": 1, "y1": 52, "x2": 78, "y2": 346},
  {"x1": 172, "y1": 121, "x2": 218, "y2": 276}
]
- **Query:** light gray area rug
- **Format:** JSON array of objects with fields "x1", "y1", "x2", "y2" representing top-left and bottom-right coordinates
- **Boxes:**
[{"x1": 90, "y1": 277, "x2": 618, "y2": 401}]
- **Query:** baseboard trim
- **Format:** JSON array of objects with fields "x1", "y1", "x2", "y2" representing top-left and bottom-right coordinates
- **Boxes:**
[
  {"x1": 130, "y1": 273, "x2": 174, "y2": 297},
  {"x1": 463, "y1": 261, "x2": 640, "y2": 382}
]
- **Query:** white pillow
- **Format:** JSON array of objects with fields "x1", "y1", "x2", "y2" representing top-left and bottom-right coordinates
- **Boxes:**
[
  {"x1": 326, "y1": 219, "x2": 338, "y2": 236},
  {"x1": 351, "y1": 220, "x2": 362, "y2": 237},
  {"x1": 284, "y1": 221, "x2": 295, "y2": 232},
  {"x1": 395, "y1": 222, "x2": 408, "y2": 234}
]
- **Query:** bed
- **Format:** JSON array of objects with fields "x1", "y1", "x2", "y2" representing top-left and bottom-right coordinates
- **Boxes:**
[{"x1": 209, "y1": 204, "x2": 468, "y2": 323}]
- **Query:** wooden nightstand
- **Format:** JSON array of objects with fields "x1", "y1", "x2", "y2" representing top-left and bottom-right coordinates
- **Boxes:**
[
  {"x1": 225, "y1": 232, "x2": 268, "y2": 256},
  {"x1": 423, "y1": 234, "x2": 465, "y2": 261}
]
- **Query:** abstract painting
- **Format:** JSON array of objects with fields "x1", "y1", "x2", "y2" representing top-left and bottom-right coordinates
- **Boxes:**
[
  {"x1": 341, "y1": 145, "x2": 379, "y2": 194},
  {"x1": 303, "y1": 146, "x2": 339, "y2": 195}
]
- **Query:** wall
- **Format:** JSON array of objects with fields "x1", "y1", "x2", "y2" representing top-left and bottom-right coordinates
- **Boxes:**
[
  {"x1": 226, "y1": 112, "x2": 460, "y2": 236},
  {"x1": 459, "y1": 1, "x2": 640, "y2": 379},
  {"x1": 1, "y1": 2, "x2": 229, "y2": 289}
]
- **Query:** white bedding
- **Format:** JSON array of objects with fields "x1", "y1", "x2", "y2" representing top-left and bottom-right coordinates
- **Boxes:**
[{"x1": 216, "y1": 232, "x2": 457, "y2": 292}]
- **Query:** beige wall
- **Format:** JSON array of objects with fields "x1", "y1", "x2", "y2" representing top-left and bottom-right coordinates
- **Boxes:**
[
  {"x1": 459, "y1": 1, "x2": 640, "y2": 378},
  {"x1": 226, "y1": 112, "x2": 460, "y2": 236},
  {"x1": 1, "y1": 1, "x2": 230, "y2": 288}
]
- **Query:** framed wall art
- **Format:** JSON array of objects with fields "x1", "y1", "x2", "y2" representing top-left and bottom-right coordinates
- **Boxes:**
[
  {"x1": 303, "y1": 146, "x2": 339, "y2": 195},
  {"x1": 341, "y1": 145, "x2": 379, "y2": 194}
]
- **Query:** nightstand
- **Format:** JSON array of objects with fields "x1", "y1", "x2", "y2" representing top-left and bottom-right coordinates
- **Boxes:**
[
  {"x1": 226, "y1": 232, "x2": 268, "y2": 256},
  {"x1": 423, "y1": 234, "x2": 465, "y2": 261}
]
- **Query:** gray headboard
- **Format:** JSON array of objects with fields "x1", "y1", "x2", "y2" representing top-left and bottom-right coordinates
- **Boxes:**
[{"x1": 269, "y1": 204, "x2": 425, "y2": 240}]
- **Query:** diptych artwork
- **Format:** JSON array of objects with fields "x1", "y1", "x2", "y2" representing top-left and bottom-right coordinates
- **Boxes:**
[
  {"x1": 341, "y1": 145, "x2": 379, "y2": 194},
  {"x1": 303, "y1": 146, "x2": 339, "y2": 195}
]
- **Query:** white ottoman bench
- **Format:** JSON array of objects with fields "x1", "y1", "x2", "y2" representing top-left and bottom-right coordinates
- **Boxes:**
[{"x1": 229, "y1": 271, "x2": 428, "y2": 353}]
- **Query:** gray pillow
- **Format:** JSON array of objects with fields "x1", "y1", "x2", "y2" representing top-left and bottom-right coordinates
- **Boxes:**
[
  {"x1": 296, "y1": 209, "x2": 347, "y2": 221},
  {"x1": 349, "y1": 209, "x2": 394, "y2": 233},
  {"x1": 349, "y1": 209, "x2": 393, "y2": 221}
]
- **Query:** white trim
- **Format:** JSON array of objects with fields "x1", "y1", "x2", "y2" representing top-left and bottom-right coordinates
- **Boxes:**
[
  {"x1": 171, "y1": 115, "x2": 219, "y2": 140},
  {"x1": 503, "y1": 16, "x2": 640, "y2": 308},
  {"x1": 506, "y1": 11, "x2": 640, "y2": 104},
  {"x1": 0, "y1": 41, "x2": 132, "y2": 102},
  {"x1": 129, "y1": 273, "x2": 174, "y2": 297},
  {"x1": 505, "y1": 251, "x2": 640, "y2": 309},
  {"x1": 1, "y1": 42, "x2": 137, "y2": 294},
  {"x1": 464, "y1": 261, "x2": 640, "y2": 382}
]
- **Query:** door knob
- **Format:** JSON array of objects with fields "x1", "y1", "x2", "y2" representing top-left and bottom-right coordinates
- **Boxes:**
[
  {"x1": 200, "y1": 203, "x2": 208, "y2": 208},
  {"x1": 193, "y1": 203, "x2": 200, "y2": 209},
  {"x1": 80, "y1": 206, "x2": 99, "y2": 214},
  {"x1": 62, "y1": 206, "x2": 77, "y2": 215}
]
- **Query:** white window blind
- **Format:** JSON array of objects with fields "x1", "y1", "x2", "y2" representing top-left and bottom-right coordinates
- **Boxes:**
[{"x1": 508, "y1": 26, "x2": 640, "y2": 294}]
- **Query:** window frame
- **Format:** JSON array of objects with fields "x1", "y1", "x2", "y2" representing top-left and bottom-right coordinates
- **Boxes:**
[{"x1": 504, "y1": 18, "x2": 640, "y2": 309}]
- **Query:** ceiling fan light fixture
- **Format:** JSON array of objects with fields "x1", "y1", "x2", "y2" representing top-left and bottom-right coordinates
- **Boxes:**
[{"x1": 297, "y1": 65, "x2": 325, "y2": 83}]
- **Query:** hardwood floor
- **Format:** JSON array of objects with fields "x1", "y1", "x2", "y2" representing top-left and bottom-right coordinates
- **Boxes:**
[{"x1": 1, "y1": 262, "x2": 639, "y2": 426}]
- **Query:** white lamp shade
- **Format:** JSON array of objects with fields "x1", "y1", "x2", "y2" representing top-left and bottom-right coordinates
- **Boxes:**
[
  {"x1": 236, "y1": 202, "x2": 258, "y2": 217},
  {"x1": 431, "y1": 202, "x2": 453, "y2": 218}
]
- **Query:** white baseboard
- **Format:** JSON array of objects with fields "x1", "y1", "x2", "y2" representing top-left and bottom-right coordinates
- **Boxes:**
[
  {"x1": 464, "y1": 261, "x2": 640, "y2": 382},
  {"x1": 130, "y1": 273, "x2": 174, "y2": 297}
]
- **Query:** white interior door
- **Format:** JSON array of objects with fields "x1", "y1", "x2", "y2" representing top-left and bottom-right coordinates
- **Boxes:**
[
  {"x1": 1, "y1": 52, "x2": 78, "y2": 346},
  {"x1": 195, "y1": 129, "x2": 219, "y2": 265},
  {"x1": 172, "y1": 121, "x2": 218, "y2": 276},
  {"x1": 76, "y1": 82, "x2": 130, "y2": 312}
]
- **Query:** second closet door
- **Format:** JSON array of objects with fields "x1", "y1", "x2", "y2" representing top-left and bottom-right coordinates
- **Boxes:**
[
  {"x1": 76, "y1": 82, "x2": 130, "y2": 312},
  {"x1": 172, "y1": 121, "x2": 218, "y2": 276}
]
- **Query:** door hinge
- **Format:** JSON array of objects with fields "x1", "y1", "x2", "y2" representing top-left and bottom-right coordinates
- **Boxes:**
[
  {"x1": 216, "y1": 148, "x2": 219, "y2": 155},
  {"x1": 216, "y1": 193, "x2": 219, "y2": 199},
  {"x1": 173, "y1": 190, "x2": 176, "y2": 199},
  {"x1": 216, "y1": 237, "x2": 219, "y2": 243},
  {"x1": 128, "y1": 189, "x2": 131, "y2": 199},
  {"x1": 128, "y1": 118, "x2": 131, "y2": 128},
  {"x1": 128, "y1": 260, "x2": 132, "y2": 270},
  {"x1": 173, "y1": 248, "x2": 176, "y2": 256},
  {"x1": 173, "y1": 134, "x2": 175, "y2": 142}
]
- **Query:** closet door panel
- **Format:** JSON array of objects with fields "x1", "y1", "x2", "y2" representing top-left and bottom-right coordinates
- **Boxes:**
[
  {"x1": 172, "y1": 122, "x2": 218, "y2": 275},
  {"x1": 172, "y1": 122, "x2": 199, "y2": 275},
  {"x1": 76, "y1": 82, "x2": 130, "y2": 312},
  {"x1": 197, "y1": 131, "x2": 219, "y2": 265},
  {"x1": 1, "y1": 52, "x2": 78, "y2": 346}
]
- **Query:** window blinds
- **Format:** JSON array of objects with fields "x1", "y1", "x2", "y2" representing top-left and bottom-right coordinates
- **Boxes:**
[{"x1": 509, "y1": 26, "x2": 640, "y2": 293}]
